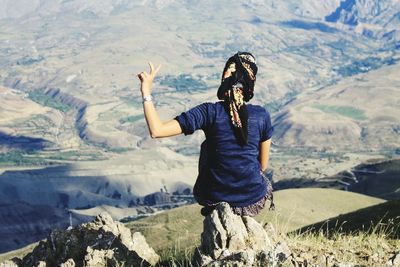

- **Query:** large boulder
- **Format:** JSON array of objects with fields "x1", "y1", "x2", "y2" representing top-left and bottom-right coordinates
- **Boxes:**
[
  {"x1": 5, "y1": 212, "x2": 159, "y2": 267},
  {"x1": 193, "y1": 202, "x2": 291, "y2": 266}
]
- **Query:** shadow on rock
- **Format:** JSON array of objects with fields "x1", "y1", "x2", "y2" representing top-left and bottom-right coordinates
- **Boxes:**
[{"x1": 0, "y1": 132, "x2": 52, "y2": 152}]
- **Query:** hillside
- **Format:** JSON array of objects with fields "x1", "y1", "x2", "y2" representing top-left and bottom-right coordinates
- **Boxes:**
[
  {"x1": 0, "y1": 0, "x2": 397, "y2": 185},
  {"x1": 297, "y1": 200, "x2": 400, "y2": 238},
  {"x1": 273, "y1": 62, "x2": 400, "y2": 151},
  {"x1": 0, "y1": 154, "x2": 196, "y2": 252},
  {"x1": 0, "y1": 0, "x2": 398, "y2": 155},
  {"x1": 332, "y1": 158, "x2": 400, "y2": 200}
]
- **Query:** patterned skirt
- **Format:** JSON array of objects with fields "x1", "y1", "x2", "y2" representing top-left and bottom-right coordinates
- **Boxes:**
[{"x1": 197, "y1": 172, "x2": 274, "y2": 217}]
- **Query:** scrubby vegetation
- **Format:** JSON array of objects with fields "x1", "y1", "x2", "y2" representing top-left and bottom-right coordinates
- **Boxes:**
[
  {"x1": 46, "y1": 150, "x2": 105, "y2": 161},
  {"x1": 16, "y1": 56, "x2": 44, "y2": 66},
  {"x1": 285, "y1": 227, "x2": 399, "y2": 266},
  {"x1": 335, "y1": 57, "x2": 398, "y2": 77},
  {"x1": 158, "y1": 74, "x2": 208, "y2": 92},
  {"x1": 0, "y1": 150, "x2": 106, "y2": 166},
  {"x1": 28, "y1": 90, "x2": 71, "y2": 113},
  {"x1": 119, "y1": 114, "x2": 143, "y2": 124},
  {"x1": 0, "y1": 151, "x2": 47, "y2": 166}
]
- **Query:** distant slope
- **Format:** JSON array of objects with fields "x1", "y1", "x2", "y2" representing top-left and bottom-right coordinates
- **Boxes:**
[
  {"x1": 125, "y1": 188, "x2": 384, "y2": 252},
  {"x1": 0, "y1": 86, "x2": 59, "y2": 152},
  {"x1": 273, "y1": 63, "x2": 400, "y2": 151},
  {"x1": 273, "y1": 158, "x2": 400, "y2": 200},
  {"x1": 296, "y1": 200, "x2": 400, "y2": 238},
  {"x1": 332, "y1": 158, "x2": 400, "y2": 200}
]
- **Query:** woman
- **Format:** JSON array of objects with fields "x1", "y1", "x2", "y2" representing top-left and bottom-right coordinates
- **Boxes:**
[{"x1": 137, "y1": 52, "x2": 274, "y2": 217}]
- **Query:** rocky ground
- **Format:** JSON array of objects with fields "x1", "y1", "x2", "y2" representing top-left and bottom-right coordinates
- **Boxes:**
[{"x1": 1, "y1": 203, "x2": 398, "y2": 267}]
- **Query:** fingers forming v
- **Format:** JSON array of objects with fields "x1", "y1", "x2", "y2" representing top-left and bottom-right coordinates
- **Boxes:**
[
  {"x1": 148, "y1": 61, "x2": 162, "y2": 76},
  {"x1": 154, "y1": 64, "x2": 162, "y2": 75},
  {"x1": 148, "y1": 62, "x2": 154, "y2": 74}
]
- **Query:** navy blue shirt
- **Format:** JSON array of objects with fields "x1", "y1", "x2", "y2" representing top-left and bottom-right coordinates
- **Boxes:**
[{"x1": 174, "y1": 101, "x2": 273, "y2": 207}]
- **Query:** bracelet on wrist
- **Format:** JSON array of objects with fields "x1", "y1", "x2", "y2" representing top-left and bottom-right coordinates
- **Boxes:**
[{"x1": 142, "y1": 95, "x2": 153, "y2": 102}]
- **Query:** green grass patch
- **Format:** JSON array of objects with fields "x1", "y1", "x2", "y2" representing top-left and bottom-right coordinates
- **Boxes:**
[
  {"x1": 0, "y1": 150, "x2": 105, "y2": 165},
  {"x1": 313, "y1": 104, "x2": 367, "y2": 120},
  {"x1": 16, "y1": 55, "x2": 44, "y2": 66},
  {"x1": 28, "y1": 91, "x2": 71, "y2": 113},
  {"x1": 120, "y1": 96, "x2": 142, "y2": 108},
  {"x1": 0, "y1": 151, "x2": 47, "y2": 166},
  {"x1": 119, "y1": 114, "x2": 143, "y2": 124},
  {"x1": 157, "y1": 74, "x2": 208, "y2": 92},
  {"x1": 105, "y1": 147, "x2": 133, "y2": 153},
  {"x1": 46, "y1": 150, "x2": 105, "y2": 161}
]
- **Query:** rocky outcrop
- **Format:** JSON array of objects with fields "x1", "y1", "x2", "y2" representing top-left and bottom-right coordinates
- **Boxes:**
[
  {"x1": 193, "y1": 202, "x2": 291, "y2": 267},
  {"x1": 325, "y1": 0, "x2": 400, "y2": 41},
  {"x1": 4, "y1": 212, "x2": 159, "y2": 267}
]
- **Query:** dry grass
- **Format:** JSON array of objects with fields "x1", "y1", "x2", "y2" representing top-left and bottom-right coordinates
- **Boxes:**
[
  {"x1": 287, "y1": 222, "x2": 400, "y2": 266},
  {"x1": 155, "y1": 214, "x2": 400, "y2": 266}
]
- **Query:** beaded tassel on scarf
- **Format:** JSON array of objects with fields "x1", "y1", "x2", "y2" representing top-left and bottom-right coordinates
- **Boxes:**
[
  {"x1": 227, "y1": 84, "x2": 248, "y2": 146},
  {"x1": 228, "y1": 87, "x2": 244, "y2": 128}
]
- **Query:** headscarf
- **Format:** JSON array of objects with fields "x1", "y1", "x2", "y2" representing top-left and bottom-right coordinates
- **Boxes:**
[{"x1": 217, "y1": 52, "x2": 258, "y2": 146}]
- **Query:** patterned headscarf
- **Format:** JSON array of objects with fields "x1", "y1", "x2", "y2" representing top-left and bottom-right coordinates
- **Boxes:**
[{"x1": 217, "y1": 52, "x2": 258, "y2": 146}]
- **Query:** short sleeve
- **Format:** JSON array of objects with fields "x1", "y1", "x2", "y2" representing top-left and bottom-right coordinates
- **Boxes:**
[
  {"x1": 260, "y1": 109, "x2": 274, "y2": 141},
  {"x1": 174, "y1": 102, "x2": 214, "y2": 135}
]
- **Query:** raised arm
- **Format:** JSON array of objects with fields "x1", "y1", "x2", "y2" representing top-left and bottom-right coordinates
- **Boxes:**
[
  {"x1": 259, "y1": 139, "x2": 271, "y2": 172},
  {"x1": 137, "y1": 62, "x2": 182, "y2": 138}
]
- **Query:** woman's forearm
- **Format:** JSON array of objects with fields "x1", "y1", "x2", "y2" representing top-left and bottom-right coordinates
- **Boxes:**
[
  {"x1": 143, "y1": 102, "x2": 163, "y2": 138},
  {"x1": 259, "y1": 139, "x2": 271, "y2": 172},
  {"x1": 138, "y1": 62, "x2": 182, "y2": 138},
  {"x1": 141, "y1": 84, "x2": 182, "y2": 138}
]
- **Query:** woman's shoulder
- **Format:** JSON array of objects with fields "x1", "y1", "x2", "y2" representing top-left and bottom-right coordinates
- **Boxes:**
[{"x1": 247, "y1": 104, "x2": 270, "y2": 115}]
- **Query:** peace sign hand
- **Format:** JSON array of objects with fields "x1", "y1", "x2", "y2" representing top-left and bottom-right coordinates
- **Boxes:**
[{"x1": 137, "y1": 62, "x2": 162, "y2": 96}]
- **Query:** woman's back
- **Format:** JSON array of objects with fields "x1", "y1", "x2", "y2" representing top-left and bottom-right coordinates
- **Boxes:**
[{"x1": 174, "y1": 101, "x2": 273, "y2": 207}]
